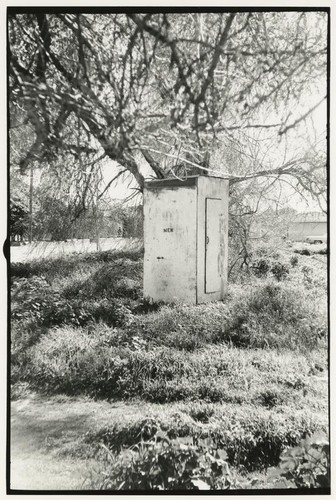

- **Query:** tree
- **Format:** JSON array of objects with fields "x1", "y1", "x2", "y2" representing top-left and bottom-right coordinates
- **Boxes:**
[
  {"x1": 8, "y1": 10, "x2": 327, "y2": 210},
  {"x1": 10, "y1": 198, "x2": 29, "y2": 240}
]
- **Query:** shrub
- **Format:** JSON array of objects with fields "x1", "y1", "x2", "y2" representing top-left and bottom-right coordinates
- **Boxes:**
[
  {"x1": 224, "y1": 281, "x2": 327, "y2": 350},
  {"x1": 42, "y1": 298, "x2": 94, "y2": 326},
  {"x1": 252, "y1": 258, "x2": 270, "y2": 277},
  {"x1": 80, "y1": 299, "x2": 134, "y2": 327},
  {"x1": 217, "y1": 411, "x2": 327, "y2": 471},
  {"x1": 251, "y1": 256, "x2": 289, "y2": 281},
  {"x1": 89, "y1": 435, "x2": 236, "y2": 491},
  {"x1": 269, "y1": 433, "x2": 330, "y2": 489},
  {"x1": 271, "y1": 262, "x2": 289, "y2": 281},
  {"x1": 11, "y1": 274, "x2": 134, "y2": 329},
  {"x1": 11, "y1": 276, "x2": 52, "y2": 323},
  {"x1": 290, "y1": 255, "x2": 299, "y2": 267},
  {"x1": 294, "y1": 248, "x2": 311, "y2": 256},
  {"x1": 87, "y1": 424, "x2": 330, "y2": 490},
  {"x1": 132, "y1": 298, "x2": 163, "y2": 314},
  {"x1": 85, "y1": 405, "x2": 327, "y2": 473},
  {"x1": 88, "y1": 417, "x2": 166, "y2": 454}
]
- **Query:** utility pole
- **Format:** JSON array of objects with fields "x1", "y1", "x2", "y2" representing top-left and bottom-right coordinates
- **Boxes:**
[
  {"x1": 29, "y1": 163, "x2": 34, "y2": 244},
  {"x1": 94, "y1": 177, "x2": 101, "y2": 252}
]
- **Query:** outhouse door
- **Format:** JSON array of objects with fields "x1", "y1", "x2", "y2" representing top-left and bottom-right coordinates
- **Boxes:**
[{"x1": 205, "y1": 198, "x2": 222, "y2": 293}]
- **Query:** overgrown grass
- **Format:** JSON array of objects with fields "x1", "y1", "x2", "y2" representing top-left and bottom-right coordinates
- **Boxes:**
[
  {"x1": 10, "y1": 241, "x2": 328, "y2": 482},
  {"x1": 134, "y1": 280, "x2": 326, "y2": 351},
  {"x1": 11, "y1": 249, "x2": 143, "y2": 280},
  {"x1": 83, "y1": 402, "x2": 327, "y2": 472},
  {"x1": 23, "y1": 331, "x2": 326, "y2": 403}
]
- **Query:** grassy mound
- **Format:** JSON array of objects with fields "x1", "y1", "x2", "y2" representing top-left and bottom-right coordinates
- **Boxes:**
[{"x1": 10, "y1": 243, "x2": 328, "y2": 481}]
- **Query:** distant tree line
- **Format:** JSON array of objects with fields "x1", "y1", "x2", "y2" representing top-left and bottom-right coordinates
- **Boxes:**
[{"x1": 10, "y1": 194, "x2": 143, "y2": 242}]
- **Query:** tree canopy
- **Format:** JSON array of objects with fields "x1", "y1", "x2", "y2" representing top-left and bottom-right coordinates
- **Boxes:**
[{"x1": 9, "y1": 10, "x2": 327, "y2": 209}]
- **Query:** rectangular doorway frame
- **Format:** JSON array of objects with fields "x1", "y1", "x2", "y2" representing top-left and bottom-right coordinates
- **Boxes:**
[
  {"x1": 196, "y1": 176, "x2": 229, "y2": 304},
  {"x1": 205, "y1": 197, "x2": 222, "y2": 294}
]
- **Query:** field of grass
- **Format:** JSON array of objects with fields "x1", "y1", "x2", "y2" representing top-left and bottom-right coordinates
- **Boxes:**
[{"x1": 10, "y1": 240, "x2": 329, "y2": 491}]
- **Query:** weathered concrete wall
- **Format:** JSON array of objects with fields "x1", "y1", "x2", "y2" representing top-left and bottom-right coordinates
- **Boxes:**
[{"x1": 143, "y1": 183, "x2": 197, "y2": 303}]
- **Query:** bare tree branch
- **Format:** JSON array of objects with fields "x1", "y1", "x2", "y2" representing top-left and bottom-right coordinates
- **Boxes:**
[{"x1": 279, "y1": 95, "x2": 327, "y2": 136}]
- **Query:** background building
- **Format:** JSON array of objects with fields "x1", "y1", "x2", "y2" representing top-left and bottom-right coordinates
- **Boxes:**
[{"x1": 288, "y1": 212, "x2": 327, "y2": 241}]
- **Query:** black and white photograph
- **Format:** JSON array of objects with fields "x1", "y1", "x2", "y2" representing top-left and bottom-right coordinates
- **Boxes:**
[{"x1": 7, "y1": 5, "x2": 330, "y2": 493}]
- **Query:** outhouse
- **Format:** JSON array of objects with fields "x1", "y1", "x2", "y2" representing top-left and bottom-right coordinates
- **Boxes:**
[{"x1": 143, "y1": 175, "x2": 229, "y2": 304}]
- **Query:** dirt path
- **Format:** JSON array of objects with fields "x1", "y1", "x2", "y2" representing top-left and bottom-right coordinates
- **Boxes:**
[
  {"x1": 10, "y1": 394, "x2": 146, "y2": 491},
  {"x1": 10, "y1": 429, "x2": 88, "y2": 491},
  {"x1": 10, "y1": 395, "x2": 94, "y2": 491}
]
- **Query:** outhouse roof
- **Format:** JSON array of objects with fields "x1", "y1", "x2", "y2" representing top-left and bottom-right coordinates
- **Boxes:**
[{"x1": 144, "y1": 174, "x2": 231, "y2": 190}]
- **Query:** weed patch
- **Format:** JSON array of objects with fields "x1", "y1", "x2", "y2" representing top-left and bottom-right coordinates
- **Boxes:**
[
  {"x1": 134, "y1": 280, "x2": 327, "y2": 351},
  {"x1": 89, "y1": 436, "x2": 236, "y2": 490},
  {"x1": 224, "y1": 281, "x2": 327, "y2": 350},
  {"x1": 24, "y1": 330, "x2": 326, "y2": 409},
  {"x1": 84, "y1": 403, "x2": 327, "y2": 472}
]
